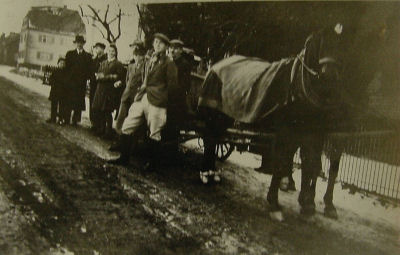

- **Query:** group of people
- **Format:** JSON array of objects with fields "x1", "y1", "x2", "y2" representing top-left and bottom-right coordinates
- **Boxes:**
[{"x1": 47, "y1": 33, "x2": 194, "y2": 171}]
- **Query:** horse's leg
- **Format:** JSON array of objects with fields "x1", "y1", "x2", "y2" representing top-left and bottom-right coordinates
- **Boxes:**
[
  {"x1": 267, "y1": 174, "x2": 283, "y2": 221},
  {"x1": 267, "y1": 134, "x2": 298, "y2": 221},
  {"x1": 297, "y1": 147, "x2": 309, "y2": 207},
  {"x1": 299, "y1": 134, "x2": 324, "y2": 216},
  {"x1": 279, "y1": 148, "x2": 299, "y2": 192},
  {"x1": 323, "y1": 149, "x2": 341, "y2": 219}
]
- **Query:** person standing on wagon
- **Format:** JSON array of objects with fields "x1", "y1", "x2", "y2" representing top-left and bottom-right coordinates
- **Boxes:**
[
  {"x1": 108, "y1": 33, "x2": 178, "y2": 167},
  {"x1": 46, "y1": 57, "x2": 68, "y2": 124},
  {"x1": 65, "y1": 35, "x2": 93, "y2": 126},
  {"x1": 164, "y1": 39, "x2": 194, "y2": 160},
  {"x1": 109, "y1": 40, "x2": 146, "y2": 151}
]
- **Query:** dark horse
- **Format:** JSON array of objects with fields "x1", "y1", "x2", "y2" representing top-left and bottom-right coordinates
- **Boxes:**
[{"x1": 197, "y1": 25, "x2": 346, "y2": 221}]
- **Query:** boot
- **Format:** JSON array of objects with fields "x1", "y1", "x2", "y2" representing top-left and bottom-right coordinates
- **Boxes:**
[
  {"x1": 143, "y1": 139, "x2": 162, "y2": 171},
  {"x1": 107, "y1": 134, "x2": 133, "y2": 166},
  {"x1": 108, "y1": 135, "x2": 122, "y2": 152}
]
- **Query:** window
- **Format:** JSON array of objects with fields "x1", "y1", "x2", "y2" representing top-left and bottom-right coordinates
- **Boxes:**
[
  {"x1": 36, "y1": 52, "x2": 53, "y2": 61},
  {"x1": 39, "y1": 35, "x2": 46, "y2": 43},
  {"x1": 38, "y1": 35, "x2": 54, "y2": 44}
]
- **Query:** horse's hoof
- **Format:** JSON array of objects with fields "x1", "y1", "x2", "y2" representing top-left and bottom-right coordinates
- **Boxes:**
[
  {"x1": 324, "y1": 206, "x2": 338, "y2": 219},
  {"x1": 279, "y1": 177, "x2": 289, "y2": 191},
  {"x1": 200, "y1": 171, "x2": 209, "y2": 184},
  {"x1": 269, "y1": 211, "x2": 284, "y2": 222},
  {"x1": 213, "y1": 170, "x2": 222, "y2": 183}
]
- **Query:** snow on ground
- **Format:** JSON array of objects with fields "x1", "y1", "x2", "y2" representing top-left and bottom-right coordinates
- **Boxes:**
[
  {"x1": 1, "y1": 65, "x2": 399, "y2": 248},
  {"x1": 185, "y1": 140, "x2": 400, "y2": 229},
  {"x1": 0, "y1": 65, "x2": 118, "y2": 161}
]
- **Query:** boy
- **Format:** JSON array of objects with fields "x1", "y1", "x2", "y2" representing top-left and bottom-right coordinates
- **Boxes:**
[{"x1": 47, "y1": 57, "x2": 68, "y2": 125}]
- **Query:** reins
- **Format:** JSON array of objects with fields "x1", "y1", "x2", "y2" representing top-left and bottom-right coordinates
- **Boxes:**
[{"x1": 296, "y1": 52, "x2": 319, "y2": 78}]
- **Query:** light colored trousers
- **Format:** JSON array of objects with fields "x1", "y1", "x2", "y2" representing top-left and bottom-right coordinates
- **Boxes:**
[{"x1": 121, "y1": 93, "x2": 167, "y2": 141}]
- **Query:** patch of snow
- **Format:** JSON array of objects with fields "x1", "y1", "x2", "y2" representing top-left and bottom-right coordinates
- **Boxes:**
[{"x1": 80, "y1": 224, "x2": 87, "y2": 233}]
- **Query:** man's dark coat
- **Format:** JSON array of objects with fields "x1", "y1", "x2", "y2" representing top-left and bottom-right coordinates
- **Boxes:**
[{"x1": 65, "y1": 49, "x2": 93, "y2": 111}]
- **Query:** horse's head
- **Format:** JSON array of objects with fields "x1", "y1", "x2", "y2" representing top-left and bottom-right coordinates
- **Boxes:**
[{"x1": 300, "y1": 23, "x2": 346, "y2": 109}]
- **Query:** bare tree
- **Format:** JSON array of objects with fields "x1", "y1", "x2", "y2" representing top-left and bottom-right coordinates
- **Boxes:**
[{"x1": 79, "y1": 4, "x2": 127, "y2": 44}]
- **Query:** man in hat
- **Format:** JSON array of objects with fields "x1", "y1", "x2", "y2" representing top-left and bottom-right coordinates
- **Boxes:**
[
  {"x1": 164, "y1": 39, "x2": 195, "y2": 158},
  {"x1": 109, "y1": 40, "x2": 146, "y2": 151},
  {"x1": 108, "y1": 33, "x2": 178, "y2": 166},
  {"x1": 65, "y1": 35, "x2": 93, "y2": 126},
  {"x1": 89, "y1": 42, "x2": 107, "y2": 131}
]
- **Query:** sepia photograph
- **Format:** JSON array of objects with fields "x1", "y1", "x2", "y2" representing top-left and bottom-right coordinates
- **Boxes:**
[{"x1": 0, "y1": 0, "x2": 399, "y2": 254}]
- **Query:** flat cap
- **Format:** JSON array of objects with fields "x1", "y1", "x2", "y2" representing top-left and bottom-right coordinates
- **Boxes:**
[
  {"x1": 170, "y1": 39, "x2": 184, "y2": 47},
  {"x1": 153, "y1": 33, "x2": 170, "y2": 45},
  {"x1": 129, "y1": 39, "x2": 144, "y2": 47},
  {"x1": 130, "y1": 40, "x2": 146, "y2": 55},
  {"x1": 94, "y1": 42, "x2": 106, "y2": 49}
]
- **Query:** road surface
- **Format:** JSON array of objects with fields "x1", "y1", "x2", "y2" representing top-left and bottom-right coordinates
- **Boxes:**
[{"x1": 0, "y1": 73, "x2": 398, "y2": 255}]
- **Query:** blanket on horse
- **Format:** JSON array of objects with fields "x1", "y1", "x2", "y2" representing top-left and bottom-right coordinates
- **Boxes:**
[{"x1": 198, "y1": 55, "x2": 295, "y2": 123}]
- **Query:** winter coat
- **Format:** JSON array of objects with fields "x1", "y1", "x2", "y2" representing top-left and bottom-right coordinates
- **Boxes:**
[
  {"x1": 141, "y1": 52, "x2": 178, "y2": 108},
  {"x1": 65, "y1": 49, "x2": 93, "y2": 111},
  {"x1": 169, "y1": 53, "x2": 194, "y2": 121},
  {"x1": 89, "y1": 53, "x2": 108, "y2": 100},
  {"x1": 92, "y1": 59, "x2": 126, "y2": 113},
  {"x1": 48, "y1": 67, "x2": 68, "y2": 102}
]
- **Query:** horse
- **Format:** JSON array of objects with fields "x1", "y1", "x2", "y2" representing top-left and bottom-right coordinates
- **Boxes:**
[{"x1": 196, "y1": 24, "x2": 346, "y2": 221}]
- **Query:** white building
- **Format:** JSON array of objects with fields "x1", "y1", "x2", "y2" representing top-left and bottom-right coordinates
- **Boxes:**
[{"x1": 18, "y1": 6, "x2": 85, "y2": 68}]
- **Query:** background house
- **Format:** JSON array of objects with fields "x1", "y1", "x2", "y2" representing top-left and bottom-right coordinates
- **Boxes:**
[
  {"x1": 17, "y1": 5, "x2": 85, "y2": 69},
  {"x1": 0, "y1": 32, "x2": 20, "y2": 66}
]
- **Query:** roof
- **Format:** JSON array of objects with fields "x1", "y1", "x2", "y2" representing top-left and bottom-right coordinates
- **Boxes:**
[{"x1": 26, "y1": 6, "x2": 85, "y2": 34}]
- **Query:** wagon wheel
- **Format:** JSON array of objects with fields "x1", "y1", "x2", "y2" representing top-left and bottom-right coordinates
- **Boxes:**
[
  {"x1": 215, "y1": 142, "x2": 234, "y2": 161},
  {"x1": 197, "y1": 139, "x2": 234, "y2": 161}
]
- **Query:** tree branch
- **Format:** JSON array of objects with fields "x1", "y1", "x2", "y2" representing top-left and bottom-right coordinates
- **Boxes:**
[
  {"x1": 114, "y1": 9, "x2": 122, "y2": 42},
  {"x1": 87, "y1": 5, "x2": 107, "y2": 27},
  {"x1": 80, "y1": 4, "x2": 124, "y2": 44},
  {"x1": 104, "y1": 4, "x2": 109, "y2": 23},
  {"x1": 92, "y1": 23, "x2": 106, "y2": 40},
  {"x1": 78, "y1": 5, "x2": 91, "y2": 24}
]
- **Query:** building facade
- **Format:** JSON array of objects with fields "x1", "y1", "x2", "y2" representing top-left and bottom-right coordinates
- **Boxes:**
[{"x1": 18, "y1": 6, "x2": 86, "y2": 68}]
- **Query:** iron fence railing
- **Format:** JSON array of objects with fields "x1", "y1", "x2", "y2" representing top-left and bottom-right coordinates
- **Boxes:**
[{"x1": 293, "y1": 130, "x2": 400, "y2": 200}]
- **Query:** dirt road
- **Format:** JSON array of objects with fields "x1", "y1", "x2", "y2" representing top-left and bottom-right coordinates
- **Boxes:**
[{"x1": 0, "y1": 74, "x2": 398, "y2": 255}]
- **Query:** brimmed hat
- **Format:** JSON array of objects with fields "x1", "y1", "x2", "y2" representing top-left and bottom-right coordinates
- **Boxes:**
[
  {"x1": 57, "y1": 57, "x2": 66, "y2": 63},
  {"x1": 170, "y1": 39, "x2": 184, "y2": 48},
  {"x1": 130, "y1": 40, "x2": 146, "y2": 56},
  {"x1": 129, "y1": 39, "x2": 144, "y2": 47},
  {"x1": 94, "y1": 42, "x2": 106, "y2": 49},
  {"x1": 73, "y1": 35, "x2": 86, "y2": 44},
  {"x1": 153, "y1": 33, "x2": 170, "y2": 45}
]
